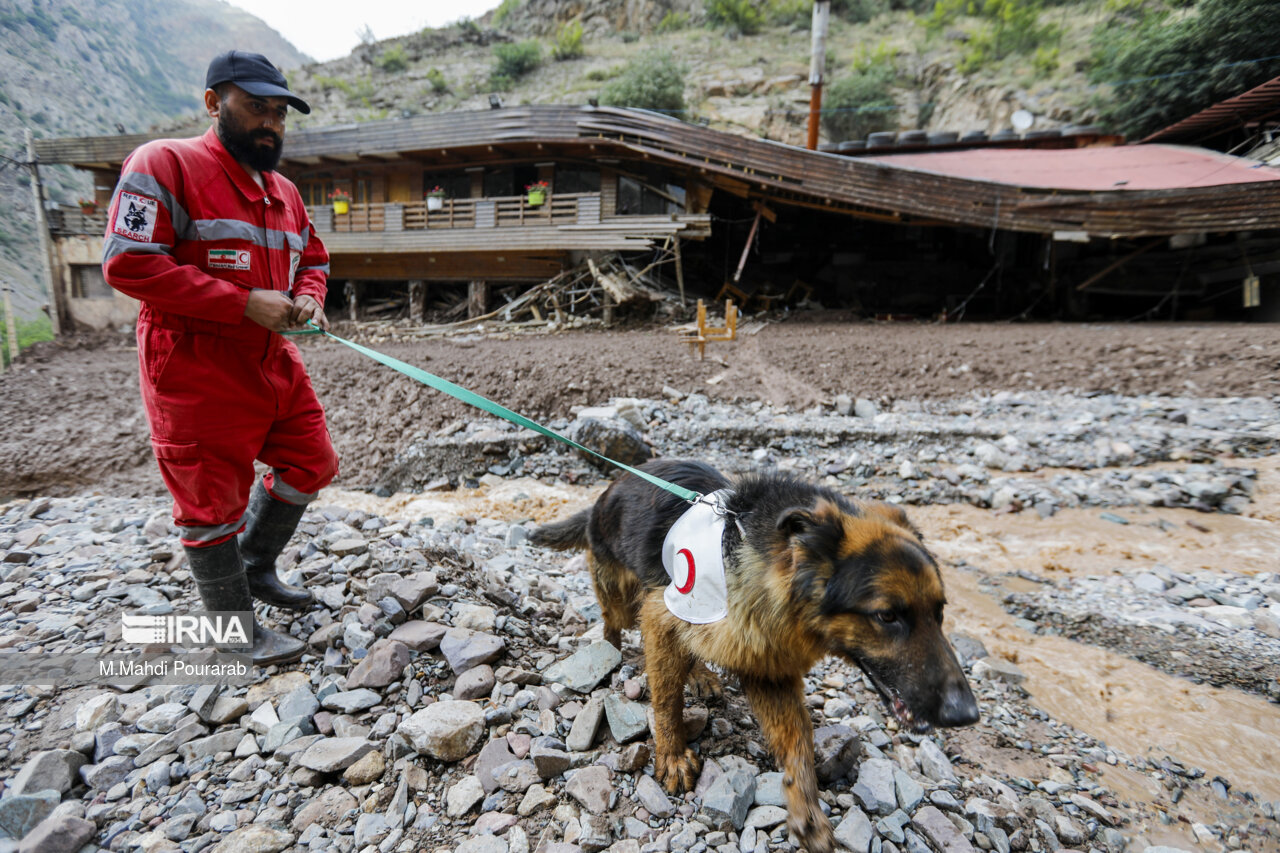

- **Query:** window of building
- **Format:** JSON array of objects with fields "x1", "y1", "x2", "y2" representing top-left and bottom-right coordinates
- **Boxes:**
[
  {"x1": 423, "y1": 170, "x2": 471, "y2": 200},
  {"x1": 617, "y1": 174, "x2": 685, "y2": 216},
  {"x1": 72, "y1": 265, "x2": 113, "y2": 300},
  {"x1": 483, "y1": 166, "x2": 514, "y2": 198},
  {"x1": 297, "y1": 172, "x2": 334, "y2": 207},
  {"x1": 555, "y1": 164, "x2": 600, "y2": 194}
]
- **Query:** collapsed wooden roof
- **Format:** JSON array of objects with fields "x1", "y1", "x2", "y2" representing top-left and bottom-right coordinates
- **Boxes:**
[{"x1": 34, "y1": 105, "x2": 1280, "y2": 237}]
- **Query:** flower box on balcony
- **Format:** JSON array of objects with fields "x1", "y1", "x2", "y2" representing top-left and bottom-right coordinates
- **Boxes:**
[
  {"x1": 329, "y1": 189, "x2": 352, "y2": 215},
  {"x1": 426, "y1": 186, "x2": 446, "y2": 211},
  {"x1": 525, "y1": 181, "x2": 549, "y2": 207}
]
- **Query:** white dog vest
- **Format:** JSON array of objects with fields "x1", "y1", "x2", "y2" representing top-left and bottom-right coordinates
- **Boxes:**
[{"x1": 660, "y1": 489, "x2": 732, "y2": 624}]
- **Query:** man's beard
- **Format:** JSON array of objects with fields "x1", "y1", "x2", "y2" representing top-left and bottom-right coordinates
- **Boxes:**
[{"x1": 217, "y1": 110, "x2": 283, "y2": 173}]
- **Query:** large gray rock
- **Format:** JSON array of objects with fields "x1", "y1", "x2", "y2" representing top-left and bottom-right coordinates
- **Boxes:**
[
  {"x1": 136, "y1": 701, "x2": 188, "y2": 734},
  {"x1": 603, "y1": 694, "x2": 648, "y2": 744},
  {"x1": 178, "y1": 729, "x2": 244, "y2": 764},
  {"x1": 455, "y1": 665, "x2": 496, "y2": 700},
  {"x1": 297, "y1": 738, "x2": 376, "y2": 773},
  {"x1": 571, "y1": 416, "x2": 652, "y2": 470},
  {"x1": 917, "y1": 739, "x2": 957, "y2": 784},
  {"x1": 388, "y1": 620, "x2": 448, "y2": 651},
  {"x1": 699, "y1": 764, "x2": 756, "y2": 831},
  {"x1": 566, "y1": 696, "x2": 605, "y2": 752},
  {"x1": 209, "y1": 825, "x2": 295, "y2": 853},
  {"x1": 345, "y1": 639, "x2": 410, "y2": 689},
  {"x1": 399, "y1": 701, "x2": 485, "y2": 761},
  {"x1": 833, "y1": 806, "x2": 874, "y2": 853},
  {"x1": 320, "y1": 688, "x2": 382, "y2": 714},
  {"x1": 290, "y1": 787, "x2": 357, "y2": 833},
  {"x1": 440, "y1": 629, "x2": 506, "y2": 674},
  {"x1": 852, "y1": 758, "x2": 897, "y2": 815},
  {"x1": 0, "y1": 790, "x2": 60, "y2": 840},
  {"x1": 447, "y1": 775, "x2": 486, "y2": 818},
  {"x1": 913, "y1": 805, "x2": 975, "y2": 853},
  {"x1": 354, "y1": 813, "x2": 389, "y2": 849},
  {"x1": 566, "y1": 765, "x2": 613, "y2": 814},
  {"x1": 813, "y1": 725, "x2": 860, "y2": 782},
  {"x1": 543, "y1": 642, "x2": 621, "y2": 694},
  {"x1": 9, "y1": 750, "x2": 86, "y2": 797},
  {"x1": 80, "y1": 755, "x2": 133, "y2": 790},
  {"x1": 475, "y1": 737, "x2": 517, "y2": 794},
  {"x1": 74, "y1": 693, "x2": 120, "y2": 731},
  {"x1": 15, "y1": 814, "x2": 94, "y2": 853},
  {"x1": 635, "y1": 773, "x2": 675, "y2": 818},
  {"x1": 277, "y1": 686, "x2": 320, "y2": 722},
  {"x1": 492, "y1": 759, "x2": 542, "y2": 794}
]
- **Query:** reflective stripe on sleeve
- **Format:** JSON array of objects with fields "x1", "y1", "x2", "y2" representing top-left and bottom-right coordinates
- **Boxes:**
[
  {"x1": 103, "y1": 234, "x2": 173, "y2": 263},
  {"x1": 296, "y1": 264, "x2": 330, "y2": 275}
]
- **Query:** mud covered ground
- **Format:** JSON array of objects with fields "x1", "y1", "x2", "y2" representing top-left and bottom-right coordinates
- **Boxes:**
[{"x1": 2, "y1": 317, "x2": 1278, "y2": 499}]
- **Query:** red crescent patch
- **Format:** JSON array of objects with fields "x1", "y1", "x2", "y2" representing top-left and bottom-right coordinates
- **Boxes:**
[{"x1": 675, "y1": 548, "x2": 696, "y2": 594}]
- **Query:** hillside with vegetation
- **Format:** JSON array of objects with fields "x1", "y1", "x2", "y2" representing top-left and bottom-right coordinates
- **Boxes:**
[
  {"x1": 282, "y1": 0, "x2": 1279, "y2": 149},
  {"x1": 0, "y1": 0, "x2": 307, "y2": 331}
]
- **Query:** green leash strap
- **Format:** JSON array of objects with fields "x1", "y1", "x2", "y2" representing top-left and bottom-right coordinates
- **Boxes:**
[{"x1": 282, "y1": 322, "x2": 701, "y2": 503}]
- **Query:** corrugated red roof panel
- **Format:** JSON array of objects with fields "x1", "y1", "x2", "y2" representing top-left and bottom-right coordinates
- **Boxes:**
[
  {"x1": 1142, "y1": 75, "x2": 1280, "y2": 145},
  {"x1": 862, "y1": 144, "x2": 1280, "y2": 191}
]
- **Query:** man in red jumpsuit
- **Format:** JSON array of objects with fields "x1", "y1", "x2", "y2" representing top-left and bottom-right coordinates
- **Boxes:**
[{"x1": 103, "y1": 51, "x2": 339, "y2": 665}]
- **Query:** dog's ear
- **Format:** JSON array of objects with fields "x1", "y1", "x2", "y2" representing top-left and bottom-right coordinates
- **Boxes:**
[
  {"x1": 863, "y1": 501, "x2": 922, "y2": 538},
  {"x1": 776, "y1": 506, "x2": 816, "y2": 538}
]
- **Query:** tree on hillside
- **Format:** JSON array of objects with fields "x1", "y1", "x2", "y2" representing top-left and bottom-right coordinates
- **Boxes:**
[{"x1": 1089, "y1": 0, "x2": 1280, "y2": 140}]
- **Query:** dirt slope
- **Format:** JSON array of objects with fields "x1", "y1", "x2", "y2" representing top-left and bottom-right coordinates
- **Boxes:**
[{"x1": 1, "y1": 318, "x2": 1277, "y2": 499}]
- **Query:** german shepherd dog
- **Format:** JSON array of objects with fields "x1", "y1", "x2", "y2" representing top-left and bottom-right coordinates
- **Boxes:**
[{"x1": 532, "y1": 459, "x2": 978, "y2": 853}]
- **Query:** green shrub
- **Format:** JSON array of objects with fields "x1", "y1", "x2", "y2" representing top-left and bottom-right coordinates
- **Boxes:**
[
  {"x1": 376, "y1": 44, "x2": 408, "y2": 73},
  {"x1": 599, "y1": 50, "x2": 686, "y2": 113},
  {"x1": 620, "y1": 31, "x2": 640, "y2": 43},
  {"x1": 655, "y1": 11, "x2": 690, "y2": 32},
  {"x1": 585, "y1": 66, "x2": 622, "y2": 82},
  {"x1": 769, "y1": 0, "x2": 813, "y2": 26},
  {"x1": 705, "y1": 0, "x2": 764, "y2": 35},
  {"x1": 553, "y1": 20, "x2": 585, "y2": 61},
  {"x1": 0, "y1": 311, "x2": 53, "y2": 369},
  {"x1": 832, "y1": 0, "x2": 891, "y2": 23},
  {"x1": 492, "y1": 0, "x2": 520, "y2": 26},
  {"x1": 1032, "y1": 45, "x2": 1059, "y2": 76},
  {"x1": 491, "y1": 39, "x2": 543, "y2": 86},
  {"x1": 426, "y1": 67, "x2": 448, "y2": 93},
  {"x1": 1090, "y1": 0, "x2": 1280, "y2": 139},
  {"x1": 822, "y1": 63, "x2": 898, "y2": 141},
  {"x1": 929, "y1": 0, "x2": 1059, "y2": 71}
]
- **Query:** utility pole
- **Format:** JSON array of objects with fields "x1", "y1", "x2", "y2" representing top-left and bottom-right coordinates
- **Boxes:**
[
  {"x1": 806, "y1": 0, "x2": 831, "y2": 151},
  {"x1": 2, "y1": 281, "x2": 18, "y2": 368},
  {"x1": 25, "y1": 128, "x2": 62, "y2": 337}
]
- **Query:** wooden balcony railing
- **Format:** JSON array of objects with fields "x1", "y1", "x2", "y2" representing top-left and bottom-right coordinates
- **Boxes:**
[
  {"x1": 312, "y1": 192, "x2": 601, "y2": 234},
  {"x1": 48, "y1": 208, "x2": 107, "y2": 236}
]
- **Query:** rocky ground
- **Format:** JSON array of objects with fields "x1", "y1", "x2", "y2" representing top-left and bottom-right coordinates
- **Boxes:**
[{"x1": 0, "y1": 319, "x2": 1277, "y2": 853}]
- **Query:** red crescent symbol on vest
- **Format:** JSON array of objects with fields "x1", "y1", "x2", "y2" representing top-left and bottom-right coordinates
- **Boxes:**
[{"x1": 675, "y1": 548, "x2": 696, "y2": 594}]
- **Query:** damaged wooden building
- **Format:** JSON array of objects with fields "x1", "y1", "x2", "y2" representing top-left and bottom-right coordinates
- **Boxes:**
[{"x1": 31, "y1": 103, "x2": 1280, "y2": 329}]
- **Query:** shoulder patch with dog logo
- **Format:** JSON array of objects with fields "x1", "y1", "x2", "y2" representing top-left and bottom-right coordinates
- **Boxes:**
[
  {"x1": 661, "y1": 489, "x2": 731, "y2": 624},
  {"x1": 113, "y1": 191, "x2": 158, "y2": 242}
]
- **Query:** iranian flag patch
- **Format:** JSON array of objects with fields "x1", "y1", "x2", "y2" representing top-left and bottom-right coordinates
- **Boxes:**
[{"x1": 208, "y1": 249, "x2": 251, "y2": 270}]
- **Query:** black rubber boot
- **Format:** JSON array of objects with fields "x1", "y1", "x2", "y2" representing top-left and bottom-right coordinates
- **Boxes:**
[
  {"x1": 184, "y1": 538, "x2": 305, "y2": 666},
  {"x1": 239, "y1": 480, "x2": 315, "y2": 611}
]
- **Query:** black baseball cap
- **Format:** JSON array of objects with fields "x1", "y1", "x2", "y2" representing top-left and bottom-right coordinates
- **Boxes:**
[{"x1": 206, "y1": 50, "x2": 311, "y2": 114}]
